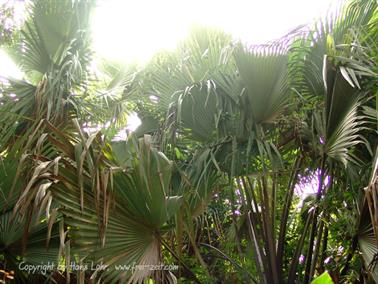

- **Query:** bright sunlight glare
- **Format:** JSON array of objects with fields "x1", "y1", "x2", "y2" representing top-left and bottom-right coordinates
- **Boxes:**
[
  {"x1": 92, "y1": 0, "x2": 341, "y2": 133},
  {"x1": 0, "y1": 0, "x2": 341, "y2": 135},
  {"x1": 113, "y1": 112, "x2": 142, "y2": 141},
  {"x1": 92, "y1": 0, "x2": 342, "y2": 64},
  {"x1": 0, "y1": 49, "x2": 22, "y2": 79}
]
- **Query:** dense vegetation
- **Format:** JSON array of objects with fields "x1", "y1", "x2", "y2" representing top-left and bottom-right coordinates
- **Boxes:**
[{"x1": 0, "y1": 0, "x2": 377, "y2": 283}]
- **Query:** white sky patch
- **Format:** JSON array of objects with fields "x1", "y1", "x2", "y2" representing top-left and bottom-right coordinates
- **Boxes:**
[
  {"x1": 113, "y1": 112, "x2": 142, "y2": 140},
  {"x1": 92, "y1": 0, "x2": 342, "y2": 64},
  {"x1": 0, "y1": 0, "x2": 342, "y2": 76},
  {"x1": 0, "y1": 0, "x2": 342, "y2": 134},
  {"x1": 92, "y1": 0, "x2": 341, "y2": 131},
  {"x1": 0, "y1": 0, "x2": 27, "y2": 79},
  {"x1": 295, "y1": 171, "x2": 330, "y2": 202},
  {"x1": 0, "y1": 49, "x2": 23, "y2": 79},
  {"x1": 126, "y1": 112, "x2": 142, "y2": 131}
]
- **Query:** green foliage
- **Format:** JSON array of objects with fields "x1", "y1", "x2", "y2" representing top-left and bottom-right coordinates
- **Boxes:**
[
  {"x1": 311, "y1": 271, "x2": 334, "y2": 284},
  {"x1": 0, "y1": 1, "x2": 23, "y2": 46},
  {"x1": 0, "y1": 0, "x2": 377, "y2": 283}
]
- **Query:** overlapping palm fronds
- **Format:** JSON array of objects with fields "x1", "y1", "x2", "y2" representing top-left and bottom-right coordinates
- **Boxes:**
[
  {"x1": 1, "y1": 0, "x2": 378, "y2": 283},
  {"x1": 359, "y1": 145, "x2": 378, "y2": 281},
  {"x1": 0, "y1": 0, "x2": 95, "y2": 152},
  {"x1": 13, "y1": 120, "x2": 186, "y2": 283},
  {"x1": 0, "y1": 154, "x2": 60, "y2": 283}
]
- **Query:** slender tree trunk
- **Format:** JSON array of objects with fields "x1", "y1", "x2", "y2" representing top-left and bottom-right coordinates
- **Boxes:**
[
  {"x1": 260, "y1": 176, "x2": 280, "y2": 284},
  {"x1": 243, "y1": 176, "x2": 268, "y2": 283},
  {"x1": 303, "y1": 158, "x2": 326, "y2": 284},
  {"x1": 340, "y1": 236, "x2": 358, "y2": 277},
  {"x1": 247, "y1": 211, "x2": 268, "y2": 284},
  {"x1": 310, "y1": 220, "x2": 324, "y2": 278},
  {"x1": 288, "y1": 209, "x2": 314, "y2": 283},
  {"x1": 319, "y1": 214, "x2": 329, "y2": 273},
  {"x1": 277, "y1": 155, "x2": 303, "y2": 279}
]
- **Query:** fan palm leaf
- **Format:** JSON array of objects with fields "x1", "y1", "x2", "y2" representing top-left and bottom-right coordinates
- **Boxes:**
[
  {"x1": 0, "y1": 0, "x2": 95, "y2": 152},
  {"x1": 21, "y1": 128, "x2": 182, "y2": 283}
]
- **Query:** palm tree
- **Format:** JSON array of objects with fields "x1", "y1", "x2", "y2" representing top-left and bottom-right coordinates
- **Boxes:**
[
  {"x1": 25, "y1": 129, "x2": 183, "y2": 283},
  {"x1": 0, "y1": 153, "x2": 61, "y2": 283},
  {"x1": 1, "y1": 0, "x2": 377, "y2": 283},
  {"x1": 128, "y1": 1, "x2": 378, "y2": 282},
  {"x1": 0, "y1": 0, "x2": 129, "y2": 282}
]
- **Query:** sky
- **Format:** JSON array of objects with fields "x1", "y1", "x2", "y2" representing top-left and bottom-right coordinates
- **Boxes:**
[
  {"x1": 0, "y1": 0, "x2": 341, "y2": 134},
  {"x1": 92, "y1": 0, "x2": 342, "y2": 64},
  {"x1": 0, "y1": 49, "x2": 22, "y2": 78},
  {"x1": 0, "y1": 0, "x2": 342, "y2": 77},
  {"x1": 0, "y1": 0, "x2": 341, "y2": 193}
]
